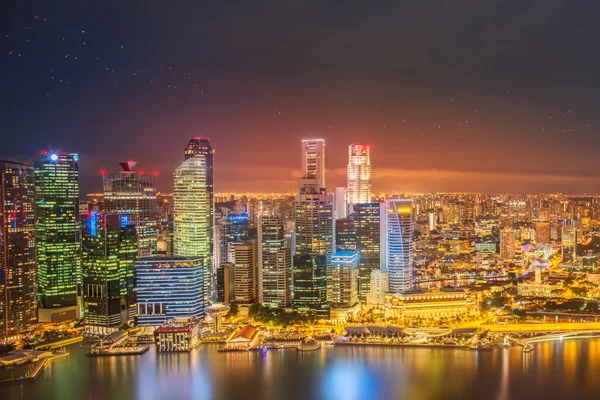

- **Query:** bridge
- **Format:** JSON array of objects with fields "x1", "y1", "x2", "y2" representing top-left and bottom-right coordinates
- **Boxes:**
[
  {"x1": 481, "y1": 322, "x2": 600, "y2": 335},
  {"x1": 522, "y1": 331, "x2": 600, "y2": 343}
]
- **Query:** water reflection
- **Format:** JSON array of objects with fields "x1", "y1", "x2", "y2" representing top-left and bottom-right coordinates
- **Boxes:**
[{"x1": 5, "y1": 339, "x2": 600, "y2": 400}]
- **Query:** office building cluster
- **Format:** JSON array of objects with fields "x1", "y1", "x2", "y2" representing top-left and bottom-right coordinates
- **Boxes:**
[{"x1": 4, "y1": 136, "x2": 596, "y2": 338}]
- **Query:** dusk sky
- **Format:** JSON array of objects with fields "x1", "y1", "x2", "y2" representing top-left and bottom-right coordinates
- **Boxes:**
[{"x1": 3, "y1": 1, "x2": 600, "y2": 194}]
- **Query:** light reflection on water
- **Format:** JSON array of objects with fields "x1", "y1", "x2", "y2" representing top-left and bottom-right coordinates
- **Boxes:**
[{"x1": 4, "y1": 339, "x2": 600, "y2": 400}]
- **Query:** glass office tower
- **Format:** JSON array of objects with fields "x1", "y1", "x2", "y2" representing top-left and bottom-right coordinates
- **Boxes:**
[{"x1": 34, "y1": 152, "x2": 82, "y2": 320}]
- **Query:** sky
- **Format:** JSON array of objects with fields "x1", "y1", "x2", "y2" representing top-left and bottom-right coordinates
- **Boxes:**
[{"x1": 3, "y1": 0, "x2": 600, "y2": 194}]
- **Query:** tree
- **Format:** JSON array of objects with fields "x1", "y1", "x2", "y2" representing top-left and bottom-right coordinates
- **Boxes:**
[{"x1": 227, "y1": 303, "x2": 239, "y2": 318}]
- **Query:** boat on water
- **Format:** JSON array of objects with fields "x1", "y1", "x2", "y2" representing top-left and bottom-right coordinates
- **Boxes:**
[
  {"x1": 522, "y1": 343, "x2": 534, "y2": 353},
  {"x1": 297, "y1": 339, "x2": 321, "y2": 352}
]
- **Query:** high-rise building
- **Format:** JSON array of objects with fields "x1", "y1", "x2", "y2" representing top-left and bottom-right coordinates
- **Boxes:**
[
  {"x1": 295, "y1": 139, "x2": 332, "y2": 314},
  {"x1": 535, "y1": 221, "x2": 551, "y2": 244},
  {"x1": 333, "y1": 187, "x2": 347, "y2": 221},
  {"x1": 134, "y1": 256, "x2": 205, "y2": 326},
  {"x1": 103, "y1": 161, "x2": 158, "y2": 257},
  {"x1": 301, "y1": 139, "x2": 325, "y2": 188},
  {"x1": 346, "y1": 144, "x2": 371, "y2": 210},
  {"x1": 258, "y1": 216, "x2": 292, "y2": 307},
  {"x1": 34, "y1": 152, "x2": 82, "y2": 321},
  {"x1": 82, "y1": 213, "x2": 137, "y2": 332},
  {"x1": 0, "y1": 161, "x2": 36, "y2": 338},
  {"x1": 381, "y1": 199, "x2": 414, "y2": 293},
  {"x1": 367, "y1": 269, "x2": 389, "y2": 307},
  {"x1": 292, "y1": 254, "x2": 327, "y2": 315},
  {"x1": 499, "y1": 228, "x2": 516, "y2": 260},
  {"x1": 173, "y1": 155, "x2": 211, "y2": 300},
  {"x1": 216, "y1": 263, "x2": 234, "y2": 304},
  {"x1": 233, "y1": 241, "x2": 257, "y2": 304},
  {"x1": 180, "y1": 138, "x2": 214, "y2": 296},
  {"x1": 335, "y1": 217, "x2": 357, "y2": 252},
  {"x1": 330, "y1": 251, "x2": 359, "y2": 306},
  {"x1": 355, "y1": 203, "x2": 381, "y2": 300}
]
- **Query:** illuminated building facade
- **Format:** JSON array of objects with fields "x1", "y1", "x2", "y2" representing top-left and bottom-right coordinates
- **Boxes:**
[
  {"x1": 333, "y1": 187, "x2": 347, "y2": 221},
  {"x1": 301, "y1": 139, "x2": 325, "y2": 188},
  {"x1": 367, "y1": 269, "x2": 389, "y2": 307},
  {"x1": 216, "y1": 263, "x2": 234, "y2": 304},
  {"x1": 330, "y1": 251, "x2": 359, "y2": 306},
  {"x1": 346, "y1": 144, "x2": 371, "y2": 209},
  {"x1": 381, "y1": 199, "x2": 414, "y2": 293},
  {"x1": 134, "y1": 256, "x2": 205, "y2": 326},
  {"x1": 535, "y1": 221, "x2": 551, "y2": 244},
  {"x1": 233, "y1": 241, "x2": 257, "y2": 304},
  {"x1": 34, "y1": 152, "x2": 82, "y2": 320},
  {"x1": 292, "y1": 254, "x2": 327, "y2": 315},
  {"x1": 385, "y1": 289, "x2": 469, "y2": 320},
  {"x1": 103, "y1": 161, "x2": 158, "y2": 257},
  {"x1": 154, "y1": 318, "x2": 200, "y2": 352},
  {"x1": 82, "y1": 213, "x2": 138, "y2": 331},
  {"x1": 0, "y1": 161, "x2": 36, "y2": 338},
  {"x1": 258, "y1": 216, "x2": 292, "y2": 307},
  {"x1": 355, "y1": 203, "x2": 381, "y2": 300},
  {"x1": 173, "y1": 155, "x2": 211, "y2": 299},
  {"x1": 499, "y1": 228, "x2": 516, "y2": 260},
  {"x1": 335, "y1": 217, "x2": 357, "y2": 252}
]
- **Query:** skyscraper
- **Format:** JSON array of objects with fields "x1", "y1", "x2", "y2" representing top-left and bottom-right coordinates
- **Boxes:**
[
  {"x1": 292, "y1": 254, "x2": 327, "y2": 315},
  {"x1": 103, "y1": 161, "x2": 158, "y2": 257},
  {"x1": 333, "y1": 187, "x2": 347, "y2": 221},
  {"x1": 367, "y1": 269, "x2": 389, "y2": 307},
  {"x1": 330, "y1": 251, "x2": 359, "y2": 306},
  {"x1": 82, "y1": 213, "x2": 137, "y2": 332},
  {"x1": 233, "y1": 240, "x2": 257, "y2": 304},
  {"x1": 178, "y1": 138, "x2": 214, "y2": 298},
  {"x1": 258, "y1": 216, "x2": 292, "y2": 307},
  {"x1": 335, "y1": 217, "x2": 357, "y2": 252},
  {"x1": 0, "y1": 160, "x2": 36, "y2": 338},
  {"x1": 173, "y1": 155, "x2": 211, "y2": 291},
  {"x1": 34, "y1": 152, "x2": 82, "y2": 321},
  {"x1": 295, "y1": 139, "x2": 332, "y2": 314},
  {"x1": 135, "y1": 256, "x2": 205, "y2": 326},
  {"x1": 355, "y1": 203, "x2": 381, "y2": 300},
  {"x1": 381, "y1": 199, "x2": 414, "y2": 293},
  {"x1": 346, "y1": 144, "x2": 371, "y2": 210},
  {"x1": 301, "y1": 139, "x2": 325, "y2": 188},
  {"x1": 499, "y1": 228, "x2": 516, "y2": 260},
  {"x1": 216, "y1": 262, "x2": 234, "y2": 304}
]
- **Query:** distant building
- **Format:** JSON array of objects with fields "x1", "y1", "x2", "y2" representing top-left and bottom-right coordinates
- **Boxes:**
[
  {"x1": 82, "y1": 213, "x2": 138, "y2": 332},
  {"x1": 0, "y1": 160, "x2": 36, "y2": 338},
  {"x1": 346, "y1": 144, "x2": 371, "y2": 211},
  {"x1": 134, "y1": 256, "x2": 205, "y2": 326},
  {"x1": 34, "y1": 152, "x2": 82, "y2": 322},
  {"x1": 355, "y1": 203, "x2": 381, "y2": 300},
  {"x1": 499, "y1": 228, "x2": 516, "y2": 260},
  {"x1": 535, "y1": 221, "x2": 551, "y2": 244},
  {"x1": 103, "y1": 161, "x2": 158, "y2": 257},
  {"x1": 381, "y1": 199, "x2": 414, "y2": 293},
  {"x1": 301, "y1": 139, "x2": 325, "y2": 188},
  {"x1": 517, "y1": 268, "x2": 556, "y2": 298}
]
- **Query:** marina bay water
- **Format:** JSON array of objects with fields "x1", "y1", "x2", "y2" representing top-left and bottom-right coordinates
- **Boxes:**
[{"x1": 5, "y1": 339, "x2": 600, "y2": 400}]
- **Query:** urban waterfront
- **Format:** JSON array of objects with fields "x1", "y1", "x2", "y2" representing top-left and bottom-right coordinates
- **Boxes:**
[{"x1": 4, "y1": 340, "x2": 600, "y2": 400}]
